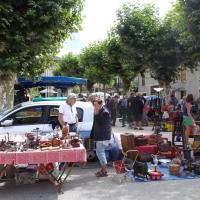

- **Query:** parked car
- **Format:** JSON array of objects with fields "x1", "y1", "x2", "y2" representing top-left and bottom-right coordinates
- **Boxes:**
[{"x1": 0, "y1": 100, "x2": 94, "y2": 139}]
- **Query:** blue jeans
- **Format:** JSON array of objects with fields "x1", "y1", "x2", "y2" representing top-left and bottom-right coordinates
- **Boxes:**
[{"x1": 96, "y1": 141, "x2": 109, "y2": 166}]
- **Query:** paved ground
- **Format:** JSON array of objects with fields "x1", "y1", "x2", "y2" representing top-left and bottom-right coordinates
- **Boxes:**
[{"x1": 1, "y1": 120, "x2": 200, "y2": 200}]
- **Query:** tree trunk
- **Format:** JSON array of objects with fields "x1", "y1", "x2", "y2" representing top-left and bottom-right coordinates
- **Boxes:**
[
  {"x1": 0, "y1": 73, "x2": 16, "y2": 112},
  {"x1": 80, "y1": 84, "x2": 83, "y2": 93},
  {"x1": 103, "y1": 84, "x2": 106, "y2": 102}
]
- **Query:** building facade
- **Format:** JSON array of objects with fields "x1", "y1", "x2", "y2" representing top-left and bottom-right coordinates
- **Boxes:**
[{"x1": 138, "y1": 67, "x2": 200, "y2": 100}]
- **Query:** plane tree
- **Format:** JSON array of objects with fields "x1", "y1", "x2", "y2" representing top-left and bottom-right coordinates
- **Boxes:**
[{"x1": 0, "y1": 0, "x2": 84, "y2": 111}]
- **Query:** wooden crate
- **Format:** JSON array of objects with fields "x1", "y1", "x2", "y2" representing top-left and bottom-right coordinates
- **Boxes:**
[{"x1": 120, "y1": 133, "x2": 135, "y2": 152}]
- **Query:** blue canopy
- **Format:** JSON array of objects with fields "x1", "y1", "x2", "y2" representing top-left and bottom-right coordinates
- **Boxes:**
[{"x1": 18, "y1": 76, "x2": 87, "y2": 88}]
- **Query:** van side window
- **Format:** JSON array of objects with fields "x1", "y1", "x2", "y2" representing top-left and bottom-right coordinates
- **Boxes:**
[
  {"x1": 76, "y1": 107, "x2": 83, "y2": 122},
  {"x1": 8, "y1": 106, "x2": 44, "y2": 125},
  {"x1": 49, "y1": 106, "x2": 59, "y2": 123},
  {"x1": 50, "y1": 107, "x2": 59, "y2": 118},
  {"x1": 49, "y1": 106, "x2": 83, "y2": 123}
]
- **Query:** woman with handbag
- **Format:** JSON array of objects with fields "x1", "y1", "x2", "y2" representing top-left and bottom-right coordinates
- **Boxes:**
[
  {"x1": 183, "y1": 94, "x2": 196, "y2": 145},
  {"x1": 90, "y1": 98, "x2": 112, "y2": 177}
]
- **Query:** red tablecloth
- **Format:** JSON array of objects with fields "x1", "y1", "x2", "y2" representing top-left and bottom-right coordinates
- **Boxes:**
[
  {"x1": 135, "y1": 145, "x2": 158, "y2": 154},
  {"x1": 0, "y1": 144, "x2": 86, "y2": 165}
]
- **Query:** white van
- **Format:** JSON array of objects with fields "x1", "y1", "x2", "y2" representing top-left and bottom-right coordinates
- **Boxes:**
[{"x1": 0, "y1": 101, "x2": 94, "y2": 139}]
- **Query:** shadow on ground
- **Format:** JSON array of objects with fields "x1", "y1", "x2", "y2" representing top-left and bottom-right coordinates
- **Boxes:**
[{"x1": 0, "y1": 180, "x2": 58, "y2": 200}]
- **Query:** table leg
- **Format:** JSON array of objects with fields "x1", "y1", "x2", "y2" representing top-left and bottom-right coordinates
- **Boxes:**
[
  {"x1": 57, "y1": 163, "x2": 74, "y2": 193},
  {"x1": 0, "y1": 164, "x2": 12, "y2": 179},
  {"x1": 38, "y1": 162, "x2": 75, "y2": 193},
  {"x1": 57, "y1": 163, "x2": 69, "y2": 183},
  {"x1": 38, "y1": 165, "x2": 59, "y2": 187}
]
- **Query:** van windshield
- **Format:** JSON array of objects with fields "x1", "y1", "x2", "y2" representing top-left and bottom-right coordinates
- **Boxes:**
[{"x1": 0, "y1": 104, "x2": 22, "y2": 118}]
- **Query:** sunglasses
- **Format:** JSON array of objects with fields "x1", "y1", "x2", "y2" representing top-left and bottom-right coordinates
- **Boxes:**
[{"x1": 92, "y1": 100, "x2": 102, "y2": 105}]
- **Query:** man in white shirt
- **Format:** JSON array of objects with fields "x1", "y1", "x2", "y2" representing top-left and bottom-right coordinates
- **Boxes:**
[{"x1": 58, "y1": 94, "x2": 78, "y2": 132}]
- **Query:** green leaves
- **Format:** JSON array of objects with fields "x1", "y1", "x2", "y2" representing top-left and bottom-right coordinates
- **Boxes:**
[
  {"x1": 0, "y1": 0, "x2": 84, "y2": 78},
  {"x1": 179, "y1": 0, "x2": 200, "y2": 63},
  {"x1": 79, "y1": 0, "x2": 200, "y2": 89},
  {"x1": 54, "y1": 52, "x2": 85, "y2": 78},
  {"x1": 71, "y1": 0, "x2": 200, "y2": 89},
  {"x1": 114, "y1": 3, "x2": 160, "y2": 73},
  {"x1": 111, "y1": 0, "x2": 200, "y2": 86},
  {"x1": 80, "y1": 41, "x2": 115, "y2": 86}
]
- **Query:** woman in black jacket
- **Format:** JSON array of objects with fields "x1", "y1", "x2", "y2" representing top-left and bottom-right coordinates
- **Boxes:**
[{"x1": 91, "y1": 98, "x2": 111, "y2": 177}]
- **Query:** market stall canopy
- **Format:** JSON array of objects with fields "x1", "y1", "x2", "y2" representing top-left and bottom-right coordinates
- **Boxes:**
[{"x1": 17, "y1": 76, "x2": 87, "y2": 88}]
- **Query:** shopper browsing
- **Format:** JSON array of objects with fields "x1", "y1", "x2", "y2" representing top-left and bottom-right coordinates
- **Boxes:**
[{"x1": 90, "y1": 98, "x2": 112, "y2": 177}]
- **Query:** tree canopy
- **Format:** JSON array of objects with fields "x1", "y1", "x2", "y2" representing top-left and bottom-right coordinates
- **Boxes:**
[
  {"x1": 2, "y1": 0, "x2": 197, "y2": 91},
  {"x1": 106, "y1": 36, "x2": 136, "y2": 90},
  {"x1": 73, "y1": 0, "x2": 200, "y2": 90},
  {"x1": 54, "y1": 52, "x2": 84, "y2": 78},
  {"x1": 78, "y1": 0, "x2": 200, "y2": 90},
  {"x1": 179, "y1": 0, "x2": 200, "y2": 64},
  {"x1": 114, "y1": 3, "x2": 160, "y2": 74},
  {"x1": 80, "y1": 41, "x2": 115, "y2": 86},
  {"x1": 0, "y1": 0, "x2": 84, "y2": 78},
  {"x1": 111, "y1": 1, "x2": 199, "y2": 86}
]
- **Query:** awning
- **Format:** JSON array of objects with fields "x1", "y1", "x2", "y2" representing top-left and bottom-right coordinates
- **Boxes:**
[{"x1": 17, "y1": 76, "x2": 87, "y2": 88}]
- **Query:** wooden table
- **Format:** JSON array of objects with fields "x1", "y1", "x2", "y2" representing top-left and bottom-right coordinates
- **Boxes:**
[{"x1": 0, "y1": 144, "x2": 86, "y2": 193}]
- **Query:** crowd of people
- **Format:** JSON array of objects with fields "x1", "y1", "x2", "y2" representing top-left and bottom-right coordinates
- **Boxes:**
[
  {"x1": 59, "y1": 92, "x2": 200, "y2": 178},
  {"x1": 105, "y1": 92, "x2": 146, "y2": 130},
  {"x1": 102, "y1": 92, "x2": 200, "y2": 129}
]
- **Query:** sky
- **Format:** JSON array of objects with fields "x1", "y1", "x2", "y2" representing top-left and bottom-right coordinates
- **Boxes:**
[{"x1": 57, "y1": 0, "x2": 176, "y2": 57}]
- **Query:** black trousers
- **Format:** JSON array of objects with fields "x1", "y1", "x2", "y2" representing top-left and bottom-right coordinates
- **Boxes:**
[
  {"x1": 65, "y1": 122, "x2": 77, "y2": 132},
  {"x1": 121, "y1": 109, "x2": 127, "y2": 126},
  {"x1": 111, "y1": 111, "x2": 117, "y2": 125},
  {"x1": 69, "y1": 123, "x2": 77, "y2": 132}
]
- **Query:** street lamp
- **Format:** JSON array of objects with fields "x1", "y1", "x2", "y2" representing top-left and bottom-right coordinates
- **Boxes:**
[
  {"x1": 153, "y1": 87, "x2": 164, "y2": 135},
  {"x1": 153, "y1": 87, "x2": 164, "y2": 110},
  {"x1": 153, "y1": 87, "x2": 164, "y2": 93}
]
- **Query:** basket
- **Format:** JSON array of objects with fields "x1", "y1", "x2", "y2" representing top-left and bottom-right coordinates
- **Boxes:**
[
  {"x1": 169, "y1": 164, "x2": 180, "y2": 175},
  {"x1": 114, "y1": 160, "x2": 125, "y2": 174}
]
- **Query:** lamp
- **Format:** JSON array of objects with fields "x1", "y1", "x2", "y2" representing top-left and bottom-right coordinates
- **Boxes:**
[
  {"x1": 153, "y1": 87, "x2": 164, "y2": 93},
  {"x1": 153, "y1": 87, "x2": 163, "y2": 108},
  {"x1": 152, "y1": 87, "x2": 164, "y2": 135}
]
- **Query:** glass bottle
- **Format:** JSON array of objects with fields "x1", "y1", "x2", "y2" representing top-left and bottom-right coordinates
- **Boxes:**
[{"x1": 62, "y1": 124, "x2": 69, "y2": 139}]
